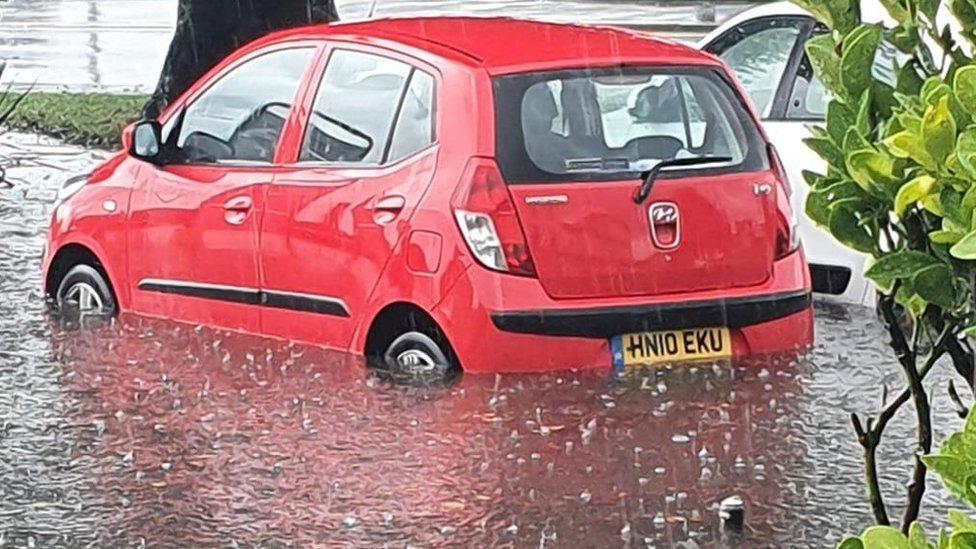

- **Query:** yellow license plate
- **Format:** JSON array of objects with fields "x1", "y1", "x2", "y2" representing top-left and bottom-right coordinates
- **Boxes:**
[{"x1": 611, "y1": 327, "x2": 731, "y2": 370}]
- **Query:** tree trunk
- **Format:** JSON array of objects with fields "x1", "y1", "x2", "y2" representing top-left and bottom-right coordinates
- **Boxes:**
[{"x1": 143, "y1": 0, "x2": 339, "y2": 118}]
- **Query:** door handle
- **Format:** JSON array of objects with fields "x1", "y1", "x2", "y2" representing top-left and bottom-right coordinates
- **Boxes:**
[
  {"x1": 371, "y1": 195, "x2": 406, "y2": 225},
  {"x1": 223, "y1": 195, "x2": 253, "y2": 226}
]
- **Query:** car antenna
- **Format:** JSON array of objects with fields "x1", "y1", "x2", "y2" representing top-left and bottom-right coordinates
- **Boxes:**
[{"x1": 367, "y1": 0, "x2": 379, "y2": 19}]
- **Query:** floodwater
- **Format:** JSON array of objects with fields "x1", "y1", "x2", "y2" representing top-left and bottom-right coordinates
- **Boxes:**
[
  {"x1": 0, "y1": 0, "x2": 753, "y2": 92},
  {"x1": 0, "y1": 131, "x2": 969, "y2": 546}
]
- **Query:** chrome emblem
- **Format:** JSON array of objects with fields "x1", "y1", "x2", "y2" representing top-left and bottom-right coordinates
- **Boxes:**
[
  {"x1": 525, "y1": 194, "x2": 569, "y2": 206},
  {"x1": 649, "y1": 202, "x2": 680, "y2": 250}
]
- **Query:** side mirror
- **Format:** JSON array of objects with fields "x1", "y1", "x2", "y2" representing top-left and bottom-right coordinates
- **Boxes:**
[{"x1": 131, "y1": 120, "x2": 163, "y2": 164}]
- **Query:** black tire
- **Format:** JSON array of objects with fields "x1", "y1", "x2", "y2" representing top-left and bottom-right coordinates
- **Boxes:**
[
  {"x1": 382, "y1": 331, "x2": 457, "y2": 379},
  {"x1": 56, "y1": 264, "x2": 117, "y2": 315}
]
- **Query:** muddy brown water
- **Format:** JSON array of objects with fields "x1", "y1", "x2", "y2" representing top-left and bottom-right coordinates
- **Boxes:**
[{"x1": 0, "y1": 132, "x2": 966, "y2": 546}]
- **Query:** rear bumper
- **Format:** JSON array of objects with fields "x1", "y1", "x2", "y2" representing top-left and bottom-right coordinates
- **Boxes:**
[
  {"x1": 431, "y1": 251, "x2": 813, "y2": 373},
  {"x1": 490, "y1": 290, "x2": 811, "y2": 338}
]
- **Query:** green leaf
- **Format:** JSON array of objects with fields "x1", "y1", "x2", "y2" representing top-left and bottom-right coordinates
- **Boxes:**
[
  {"x1": 896, "y1": 61, "x2": 925, "y2": 96},
  {"x1": 864, "y1": 250, "x2": 940, "y2": 288},
  {"x1": 876, "y1": 0, "x2": 910, "y2": 22},
  {"x1": 792, "y1": 0, "x2": 860, "y2": 35},
  {"x1": 913, "y1": 264, "x2": 955, "y2": 310},
  {"x1": 963, "y1": 326, "x2": 976, "y2": 338},
  {"x1": 895, "y1": 175, "x2": 937, "y2": 216},
  {"x1": 840, "y1": 537, "x2": 866, "y2": 549},
  {"x1": 897, "y1": 285, "x2": 929, "y2": 318},
  {"x1": 954, "y1": 66, "x2": 976, "y2": 118},
  {"x1": 889, "y1": 22, "x2": 919, "y2": 53},
  {"x1": 856, "y1": 89, "x2": 874, "y2": 137},
  {"x1": 807, "y1": 190, "x2": 832, "y2": 228},
  {"x1": 828, "y1": 100, "x2": 858, "y2": 144},
  {"x1": 918, "y1": 0, "x2": 940, "y2": 20},
  {"x1": 862, "y1": 525, "x2": 910, "y2": 549},
  {"x1": 846, "y1": 149, "x2": 895, "y2": 195},
  {"x1": 949, "y1": 531, "x2": 976, "y2": 549},
  {"x1": 829, "y1": 206, "x2": 876, "y2": 253},
  {"x1": 923, "y1": 96, "x2": 959, "y2": 165},
  {"x1": 950, "y1": 230, "x2": 976, "y2": 259},
  {"x1": 930, "y1": 230, "x2": 967, "y2": 244},
  {"x1": 909, "y1": 522, "x2": 932, "y2": 549},
  {"x1": 949, "y1": 510, "x2": 976, "y2": 533},
  {"x1": 884, "y1": 131, "x2": 937, "y2": 171},
  {"x1": 922, "y1": 455, "x2": 976, "y2": 503},
  {"x1": 807, "y1": 135, "x2": 848, "y2": 173},
  {"x1": 806, "y1": 33, "x2": 846, "y2": 98},
  {"x1": 957, "y1": 128, "x2": 976, "y2": 177},
  {"x1": 923, "y1": 78, "x2": 952, "y2": 106},
  {"x1": 841, "y1": 25, "x2": 883, "y2": 100},
  {"x1": 951, "y1": 0, "x2": 976, "y2": 47}
]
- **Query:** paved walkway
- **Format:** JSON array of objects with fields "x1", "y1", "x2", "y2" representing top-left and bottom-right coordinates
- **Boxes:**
[{"x1": 0, "y1": 0, "x2": 757, "y2": 93}]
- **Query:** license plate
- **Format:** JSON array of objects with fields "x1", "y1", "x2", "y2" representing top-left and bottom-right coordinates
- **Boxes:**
[{"x1": 611, "y1": 327, "x2": 731, "y2": 371}]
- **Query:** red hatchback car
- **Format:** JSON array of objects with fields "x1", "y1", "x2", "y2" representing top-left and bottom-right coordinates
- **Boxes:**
[{"x1": 43, "y1": 17, "x2": 813, "y2": 376}]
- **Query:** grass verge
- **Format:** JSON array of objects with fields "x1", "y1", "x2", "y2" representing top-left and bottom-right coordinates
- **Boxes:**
[{"x1": 5, "y1": 92, "x2": 149, "y2": 149}]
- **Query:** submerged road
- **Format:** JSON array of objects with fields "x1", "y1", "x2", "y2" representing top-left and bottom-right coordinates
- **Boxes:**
[{"x1": 0, "y1": 0, "x2": 757, "y2": 92}]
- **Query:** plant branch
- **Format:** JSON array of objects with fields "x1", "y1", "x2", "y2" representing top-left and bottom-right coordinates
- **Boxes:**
[{"x1": 899, "y1": 323, "x2": 951, "y2": 531}]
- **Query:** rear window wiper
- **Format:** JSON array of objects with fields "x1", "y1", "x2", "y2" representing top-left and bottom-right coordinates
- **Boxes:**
[{"x1": 633, "y1": 156, "x2": 732, "y2": 204}]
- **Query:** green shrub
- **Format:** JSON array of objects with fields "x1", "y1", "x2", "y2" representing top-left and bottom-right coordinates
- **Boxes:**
[{"x1": 790, "y1": 0, "x2": 976, "y2": 540}]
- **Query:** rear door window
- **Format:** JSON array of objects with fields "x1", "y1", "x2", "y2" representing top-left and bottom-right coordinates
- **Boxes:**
[
  {"x1": 494, "y1": 67, "x2": 767, "y2": 183},
  {"x1": 300, "y1": 49, "x2": 413, "y2": 165},
  {"x1": 387, "y1": 70, "x2": 435, "y2": 162}
]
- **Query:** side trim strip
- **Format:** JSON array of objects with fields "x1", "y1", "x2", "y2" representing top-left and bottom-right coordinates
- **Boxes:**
[
  {"x1": 137, "y1": 279, "x2": 350, "y2": 318},
  {"x1": 262, "y1": 289, "x2": 350, "y2": 317},
  {"x1": 490, "y1": 290, "x2": 812, "y2": 338}
]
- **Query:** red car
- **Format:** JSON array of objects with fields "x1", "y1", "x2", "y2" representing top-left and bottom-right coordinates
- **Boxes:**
[{"x1": 43, "y1": 17, "x2": 813, "y2": 377}]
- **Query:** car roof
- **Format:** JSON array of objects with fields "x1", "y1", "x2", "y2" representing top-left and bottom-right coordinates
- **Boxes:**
[{"x1": 265, "y1": 17, "x2": 721, "y2": 75}]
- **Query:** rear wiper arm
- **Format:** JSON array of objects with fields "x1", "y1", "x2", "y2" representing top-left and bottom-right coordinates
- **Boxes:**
[{"x1": 633, "y1": 156, "x2": 733, "y2": 204}]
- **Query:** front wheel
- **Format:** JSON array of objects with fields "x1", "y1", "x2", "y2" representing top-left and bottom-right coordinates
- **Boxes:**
[
  {"x1": 382, "y1": 331, "x2": 457, "y2": 380},
  {"x1": 56, "y1": 264, "x2": 117, "y2": 315}
]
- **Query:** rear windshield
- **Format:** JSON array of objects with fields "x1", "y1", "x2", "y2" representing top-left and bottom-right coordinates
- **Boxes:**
[{"x1": 494, "y1": 67, "x2": 768, "y2": 183}]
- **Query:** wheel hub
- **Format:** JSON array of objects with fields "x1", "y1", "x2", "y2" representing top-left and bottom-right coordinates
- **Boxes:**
[
  {"x1": 63, "y1": 282, "x2": 104, "y2": 311},
  {"x1": 395, "y1": 349, "x2": 437, "y2": 373}
]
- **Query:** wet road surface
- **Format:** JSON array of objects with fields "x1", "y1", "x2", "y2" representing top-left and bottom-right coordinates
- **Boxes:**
[
  {"x1": 0, "y1": 132, "x2": 968, "y2": 546},
  {"x1": 0, "y1": 0, "x2": 755, "y2": 92}
]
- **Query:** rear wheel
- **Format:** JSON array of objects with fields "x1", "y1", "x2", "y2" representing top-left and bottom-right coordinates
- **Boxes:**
[
  {"x1": 56, "y1": 265, "x2": 117, "y2": 316},
  {"x1": 383, "y1": 331, "x2": 453, "y2": 378}
]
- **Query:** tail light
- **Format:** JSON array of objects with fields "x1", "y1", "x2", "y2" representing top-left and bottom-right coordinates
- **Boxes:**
[
  {"x1": 775, "y1": 207, "x2": 801, "y2": 260},
  {"x1": 452, "y1": 157, "x2": 537, "y2": 277},
  {"x1": 769, "y1": 144, "x2": 800, "y2": 259}
]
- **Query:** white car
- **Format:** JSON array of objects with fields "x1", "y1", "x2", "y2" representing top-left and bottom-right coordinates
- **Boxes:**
[{"x1": 699, "y1": 2, "x2": 889, "y2": 307}]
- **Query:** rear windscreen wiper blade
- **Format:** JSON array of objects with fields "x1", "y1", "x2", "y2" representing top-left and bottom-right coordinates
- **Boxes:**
[{"x1": 633, "y1": 156, "x2": 732, "y2": 204}]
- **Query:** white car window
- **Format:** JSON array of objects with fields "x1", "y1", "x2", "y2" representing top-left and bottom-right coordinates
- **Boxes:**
[{"x1": 717, "y1": 25, "x2": 801, "y2": 118}]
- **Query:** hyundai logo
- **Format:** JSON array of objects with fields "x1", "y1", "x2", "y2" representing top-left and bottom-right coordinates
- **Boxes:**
[{"x1": 649, "y1": 202, "x2": 680, "y2": 250}]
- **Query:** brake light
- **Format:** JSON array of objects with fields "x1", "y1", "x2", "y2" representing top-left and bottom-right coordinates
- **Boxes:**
[
  {"x1": 774, "y1": 180, "x2": 801, "y2": 260},
  {"x1": 452, "y1": 158, "x2": 537, "y2": 277}
]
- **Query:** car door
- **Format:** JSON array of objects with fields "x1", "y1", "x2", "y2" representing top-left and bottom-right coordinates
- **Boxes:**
[
  {"x1": 127, "y1": 45, "x2": 318, "y2": 332},
  {"x1": 701, "y1": 16, "x2": 814, "y2": 121},
  {"x1": 259, "y1": 45, "x2": 438, "y2": 350}
]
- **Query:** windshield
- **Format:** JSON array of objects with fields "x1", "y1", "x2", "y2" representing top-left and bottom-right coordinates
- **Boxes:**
[{"x1": 494, "y1": 67, "x2": 767, "y2": 183}]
